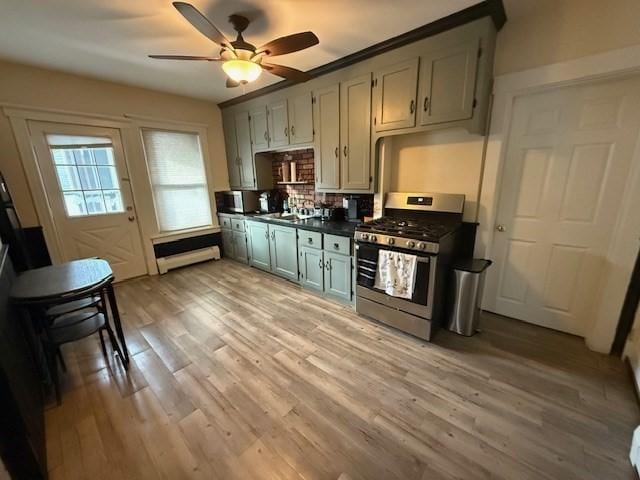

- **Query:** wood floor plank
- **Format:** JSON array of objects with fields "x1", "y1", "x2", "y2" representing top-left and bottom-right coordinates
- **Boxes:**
[{"x1": 45, "y1": 259, "x2": 639, "y2": 479}]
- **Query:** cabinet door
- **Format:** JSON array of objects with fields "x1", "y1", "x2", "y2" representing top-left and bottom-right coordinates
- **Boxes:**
[
  {"x1": 234, "y1": 111, "x2": 255, "y2": 189},
  {"x1": 419, "y1": 39, "x2": 479, "y2": 126},
  {"x1": 324, "y1": 252, "x2": 352, "y2": 303},
  {"x1": 222, "y1": 229, "x2": 234, "y2": 259},
  {"x1": 246, "y1": 221, "x2": 271, "y2": 271},
  {"x1": 232, "y1": 231, "x2": 248, "y2": 264},
  {"x1": 269, "y1": 224, "x2": 298, "y2": 282},
  {"x1": 340, "y1": 73, "x2": 372, "y2": 191},
  {"x1": 267, "y1": 100, "x2": 289, "y2": 148},
  {"x1": 374, "y1": 57, "x2": 419, "y2": 132},
  {"x1": 288, "y1": 92, "x2": 314, "y2": 145},
  {"x1": 299, "y1": 246, "x2": 324, "y2": 292},
  {"x1": 223, "y1": 115, "x2": 241, "y2": 189},
  {"x1": 313, "y1": 84, "x2": 340, "y2": 190},
  {"x1": 249, "y1": 106, "x2": 269, "y2": 152}
]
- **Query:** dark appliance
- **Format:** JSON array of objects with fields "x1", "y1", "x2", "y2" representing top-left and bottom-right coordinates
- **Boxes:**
[
  {"x1": 259, "y1": 190, "x2": 283, "y2": 213},
  {"x1": 0, "y1": 247, "x2": 46, "y2": 479},
  {"x1": 222, "y1": 190, "x2": 259, "y2": 214},
  {"x1": 346, "y1": 196, "x2": 366, "y2": 222},
  {"x1": 354, "y1": 192, "x2": 465, "y2": 341},
  {"x1": 0, "y1": 172, "x2": 37, "y2": 272}
]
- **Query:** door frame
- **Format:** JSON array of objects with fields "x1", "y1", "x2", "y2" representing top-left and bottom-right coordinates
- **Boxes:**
[
  {"x1": 476, "y1": 44, "x2": 640, "y2": 353},
  {"x1": 2, "y1": 105, "x2": 154, "y2": 275}
]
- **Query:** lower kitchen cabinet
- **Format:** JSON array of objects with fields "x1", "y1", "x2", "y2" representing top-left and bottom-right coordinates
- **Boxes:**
[
  {"x1": 323, "y1": 250, "x2": 352, "y2": 303},
  {"x1": 299, "y1": 246, "x2": 324, "y2": 293},
  {"x1": 247, "y1": 221, "x2": 271, "y2": 271},
  {"x1": 221, "y1": 229, "x2": 234, "y2": 259},
  {"x1": 269, "y1": 224, "x2": 299, "y2": 282},
  {"x1": 232, "y1": 231, "x2": 248, "y2": 263}
]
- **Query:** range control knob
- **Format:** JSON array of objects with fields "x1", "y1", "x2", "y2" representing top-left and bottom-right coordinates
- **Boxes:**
[
  {"x1": 361, "y1": 233, "x2": 369, "y2": 241},
  {"x1": 387, "y1": 237, "x2": 395, "y2": 245},
  {"x1": 370, "y1": 235, "x2": 378, "y2": 242},
  {"x1": 417, "y1": 242, "x2": 426, "y2": 250},
  {"x1": 407, "y1": 240, "x2": 416, "y2": 249}
]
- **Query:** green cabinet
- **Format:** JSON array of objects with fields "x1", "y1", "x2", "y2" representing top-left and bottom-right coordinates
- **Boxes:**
[
  {"x1": 419, "y1": 39, "x2": 479, "y2": 126},
  {"x1": 323, "y1": 251, "x2": 352, "y2": 303},
  {"x1": 269, "y1": 224, "x2": 298, "y2": 282},
  {"x1": 221, "y1": 229, "x2": 234, "y2": 259},
  {"x1": 299, "y1": 246, "x2": 324, "y2": 293},
  {"x1": 232, "y1": 231, "x2": 248, "y2": 263},
  {"x1": 249, "y1": 106, "x2": 269, "y2": 152},
  {"x1": 247, "y1": 221, "x2": 271, "y2": 271},
  {"x1": 267, "y1": 99, "x2": 289, "y2": 148},
  {"x1": 374, "y1": 57, "x2": 419, "y2": 132},
  {"x1": 288, "y1": 91, "x2": 314, "y2": 145},
  {"x1": 313, "y1": 84, "x2": 340, "y2": 190},
  {"x1": 234, "y1": 111, "x2": 255, "y2": 189}
]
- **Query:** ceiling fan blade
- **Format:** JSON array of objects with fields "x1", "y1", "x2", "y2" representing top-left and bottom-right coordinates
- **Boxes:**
[
  {"x1": 262, "y1": 63, "x2": 311, "y2": 83},
  {"x1": 256, "y1": 32, "x2": 319, "y2": 57},
  {"x1": 226, "y1": 78, "x2": 240, "y2": 88},
  {"x1": 172, "y1": 2, "x2": 230, "y2": 46},
  {"x1": 149, "y1": 55, "x2": 222, "y2": 61}
]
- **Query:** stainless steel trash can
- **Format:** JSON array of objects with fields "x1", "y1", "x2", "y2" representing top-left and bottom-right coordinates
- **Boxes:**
[{"x1": 447, "y1": 259, "x2": 492, "y2": 336}]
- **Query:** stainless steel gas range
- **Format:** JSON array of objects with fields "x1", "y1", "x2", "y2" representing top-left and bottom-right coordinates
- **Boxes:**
[{"x1": 354, "y1": 192, "x2": 465, "y2": 341}]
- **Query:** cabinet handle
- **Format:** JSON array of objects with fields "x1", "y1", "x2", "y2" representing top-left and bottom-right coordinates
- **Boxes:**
[
  {"x1": 334, "y1": 147, "x2": 339, "y2": 158},
  {"x1": 334, "y1": 243, "x2": 340, "y2": 250},
  {"x1": 291, "y1": 125, "x2": 295, "y2": 137},
  {"x1": 423, "y1": 97, "x2": 430, "y2": 112},
  {"x1": 410, "y1": 99, "x2": 415, "y2": 114},
  {"x1": 343, "y1": 146, "x2": 348, "y2": 157},
  {"x1": 325, "y1": 260, "x2": 331, "y2": 270},
  {"x1": 271, "y1": 231, "x2": 275, "y2": 240},
  {"x1": 284, "y1": 127, "x2": 288, "y2": 137},
  {"x1": 319, "y1": 258, "x2": 323, "y2": 269},
  {"x1": 308, "y1": 237, "x2": 313, "y2": 244},
  {"x1": 264, "y1": 131, "x2": 268, "y2": 141},
  {"x1": 264, "y1": 230, "x2": 269, "y2": 239}
]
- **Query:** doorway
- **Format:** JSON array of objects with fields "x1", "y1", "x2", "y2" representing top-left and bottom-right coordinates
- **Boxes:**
[
  {"x1": 484, "y1": 75, "x2": 640, "y2": 336},
  {"x1": 29, "y1": 121, "x2": 147, "y2": 281}
]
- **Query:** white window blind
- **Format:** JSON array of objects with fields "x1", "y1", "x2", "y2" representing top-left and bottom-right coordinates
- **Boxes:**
[{"x1": 141, "y1": 129, "x2": 212, "y2": 232}]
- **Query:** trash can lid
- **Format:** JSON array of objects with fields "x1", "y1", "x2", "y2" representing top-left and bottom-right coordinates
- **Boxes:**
[{"x1": 453, "y1": 258, "x2": 492, "y2": 273}]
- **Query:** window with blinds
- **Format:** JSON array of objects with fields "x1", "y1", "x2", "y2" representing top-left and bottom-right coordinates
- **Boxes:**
[{"x1": 141, "y1": 129, "x2": 212, "y2": 232}]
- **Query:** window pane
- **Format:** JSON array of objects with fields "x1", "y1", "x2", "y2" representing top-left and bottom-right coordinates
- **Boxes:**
[
  {"x1": 74, "y1": 149, "x2": 94, "y2": 165},
  {"x1": 97, "y1": 166, "x2": 118, "y2": 189},
  {"x1": 83, "y1": 191, "x2": 106, "y2": 214},
  {"x1": 103, "y1": 190, "x2": 124, "y2": 213},
  {"x1": 94, "y1": 148, "x2": 114, "y2": 165},
  {"x1": 63, "y1": 192, "x2": 87, "y2": 216},
  {"x1": 154, "y1": 186, "x2": 211, "y2": 231},
  {"x1": 55, "y1": 165, "x2": 81, "y2": 191},
  {"x1": 77, "y1": 166, "x2": 100, "y2": 190},
  {"x1": 52, "y1": 149, "x2": 75, "y2": 165},
  {"x1": 141, "y1": 129, "x2": 212, "y2": 232}
]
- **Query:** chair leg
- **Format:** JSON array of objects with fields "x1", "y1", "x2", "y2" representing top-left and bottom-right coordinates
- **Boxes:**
[
  {"x1": 56, "y1": 347, "x2": 67, "y2": 373},
  {"x1": 104, "y1": 323, "x2": 128, "y2": 370},
  {"x1": 48, "y1": 345, "x2": 61, "y2": 405},
  {"x1": 98, "y1": 329, "x2": 107, "y2": 356}
]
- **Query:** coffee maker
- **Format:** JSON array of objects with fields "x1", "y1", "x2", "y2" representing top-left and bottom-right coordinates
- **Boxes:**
[
  {"x1": 346, "y1": 197, "x2": 364, "y2": 222},
  {"x1": 259, "y1": 190, "x2": 283, "y2": 213}
]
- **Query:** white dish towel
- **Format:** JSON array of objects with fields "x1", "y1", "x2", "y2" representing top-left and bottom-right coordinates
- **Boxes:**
[{"x1": 374, "y1": 250, "x2": 418, "y2": 300}]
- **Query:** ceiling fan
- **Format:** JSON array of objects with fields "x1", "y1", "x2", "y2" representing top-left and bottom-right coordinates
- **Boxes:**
[{"x1": 149, "y1": 2, "x2": 319, "y2": 88}]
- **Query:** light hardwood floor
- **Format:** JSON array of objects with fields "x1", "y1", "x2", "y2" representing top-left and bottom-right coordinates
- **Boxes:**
[{"x1": 45, "y1": 259, "x2": 639, "y2": 479}]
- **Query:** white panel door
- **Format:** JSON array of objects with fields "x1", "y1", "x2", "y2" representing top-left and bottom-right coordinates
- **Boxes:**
[
  {"x1": 485, "y1": 76, "x2": 640, "y2": 335},
  {"x1": 30, "y1": 121, "x2": 147, "y2": 281}
]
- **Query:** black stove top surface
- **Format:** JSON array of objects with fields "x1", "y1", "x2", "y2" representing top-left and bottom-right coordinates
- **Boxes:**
[{"x1": 357, "y1": 214, "x2": 461, "y2": 242}]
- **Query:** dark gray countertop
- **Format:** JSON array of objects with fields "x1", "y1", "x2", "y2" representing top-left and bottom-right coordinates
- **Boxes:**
[{"x1": 245, "y1": 215, "x2": 361, "y2": 237}]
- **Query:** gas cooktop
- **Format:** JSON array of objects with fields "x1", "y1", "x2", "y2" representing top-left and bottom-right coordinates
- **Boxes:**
[{"x1": 357, "y1": 217, "x2": 456, "y2": 241}]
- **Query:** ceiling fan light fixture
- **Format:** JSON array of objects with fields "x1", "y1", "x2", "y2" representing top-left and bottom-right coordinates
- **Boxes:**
[{"x1": 222, "y1": 59, "x2": 262, "y2": 83}]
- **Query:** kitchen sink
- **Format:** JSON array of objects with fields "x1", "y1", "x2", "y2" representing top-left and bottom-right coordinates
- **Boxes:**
[{"x1": 260, "y1": 212, "x2": 302, "y2": 222}]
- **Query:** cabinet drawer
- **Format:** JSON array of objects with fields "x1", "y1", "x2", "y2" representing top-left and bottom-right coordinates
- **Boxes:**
[
  {"x1": 324, "y1": 234, "x2": 351, "y2": 255},
  {"x1": 299, "y1": 230, "x2": 322, "y2": 250},
  {"x1": 220, "y1": 216, "x2": 232, "y2": 229},
  {"x1": 231, "y1": 219, "x2": 245, "y2": 232}
]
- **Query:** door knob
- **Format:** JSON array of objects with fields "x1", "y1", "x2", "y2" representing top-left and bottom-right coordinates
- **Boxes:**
[
  {"x1": 128, "y1": 216, "x2": 135, "y2": 222},
  {"x1": 496, "y1": 224, "x2": 506, "y2": 232}
]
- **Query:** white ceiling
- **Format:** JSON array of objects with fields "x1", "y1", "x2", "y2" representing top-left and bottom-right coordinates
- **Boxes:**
[{"x1": 0, "y1": 0, "x2": 481, "y2": 104}]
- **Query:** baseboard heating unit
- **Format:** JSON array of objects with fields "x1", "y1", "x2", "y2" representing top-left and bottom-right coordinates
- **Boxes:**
[{"x1": 156, "y1": 246, "x2": 220, "y2": 274}]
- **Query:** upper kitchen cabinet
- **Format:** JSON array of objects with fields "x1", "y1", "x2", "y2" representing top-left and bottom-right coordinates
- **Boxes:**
[
  {"x1": 267, "y1": 99, "x2": 289, "y2": 148},
  {"x1": 223, "y1": 110, "x2": 273, "y2": 191},
  {"x1": 340, "y1": 73, "x2": 372, "y2": 191},
  {"x1": 288, "y1": 91, "x2": 314, "y2": 145},
  {"x1": 374, "y1": 57, "x2": 419, "y2": 132},
  {"x1": 249, "y1": 106, "x2": 269, "y2": 153},
  {"x1": 419, "y1": 38, "x2": 480, "y2": 126},
  {"x1": 313, "y1": 84, "x2": 340, "y2": 190}
]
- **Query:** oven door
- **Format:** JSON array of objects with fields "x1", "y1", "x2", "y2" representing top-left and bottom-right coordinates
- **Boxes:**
[{"x1": 355, "y1": 242, "x2": 437, "y2": 319}]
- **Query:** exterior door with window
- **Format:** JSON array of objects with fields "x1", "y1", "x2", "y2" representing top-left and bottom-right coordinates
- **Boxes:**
[{"x1": 30, "y1": 122, "x2": 147, "y2": 281}]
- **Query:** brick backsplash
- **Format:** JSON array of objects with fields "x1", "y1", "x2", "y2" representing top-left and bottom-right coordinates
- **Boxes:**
[{"x1": 215, "y1": 148, "x2": 372, "y2": 214}]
